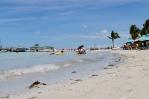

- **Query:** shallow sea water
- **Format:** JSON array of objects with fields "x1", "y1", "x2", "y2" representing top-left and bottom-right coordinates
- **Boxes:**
[{"x1": 0, "y1": 51, "x2": 120, "y2": 95}]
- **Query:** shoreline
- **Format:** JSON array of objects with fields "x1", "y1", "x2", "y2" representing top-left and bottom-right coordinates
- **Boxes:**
[
  {"x1": 0, "y1": 50, "x2": 120, "y2": 97},
  {"x1": 3, "y1": 50, "x2": 148, "y2": 99}
]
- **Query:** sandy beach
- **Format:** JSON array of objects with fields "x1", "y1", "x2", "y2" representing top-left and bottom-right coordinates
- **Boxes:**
[{"x1": 3, "y1": 50, "x2": 149, "y2": 99}]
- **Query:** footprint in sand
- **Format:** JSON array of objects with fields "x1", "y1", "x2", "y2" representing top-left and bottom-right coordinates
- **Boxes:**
[
  {"x1": 0, "y1": 94, "x2": 9, "y2": 99},
  {"x1": 71, "y1": 71, "x2": 77, "y2": 74},
  {"x1": 28, "y1": 96, "x2": 36, "y2": 99},
  {"x1": 91, "y1": 74, "x2": 98, "y2": 77},
  {"x1": 74, "y1": 79, "x2": 82, "y2": 82},
  {"x1": 108, "y1": 64, "x2": 115, "y2": 67}
]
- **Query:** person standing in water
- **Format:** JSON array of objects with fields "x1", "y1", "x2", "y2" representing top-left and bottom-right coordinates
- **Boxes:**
[{"x1": 77, "y1": 45, "x2": 86, "y2": 54}]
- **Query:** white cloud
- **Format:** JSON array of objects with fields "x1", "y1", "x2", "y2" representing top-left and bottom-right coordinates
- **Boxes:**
[
  {"x1": 0, "y1": 0, "x2": 143, "y2": 28},
  {"x1": 66, "y1": 35, "x2": 102, "y2": 39},
  {"x1": 100, "y1": 29, "x2": 109, "y2": 34},
  {"x1": 1, "y1": 0, "x2": 140, "y2": 5},
  {"x1": 83, "y1": 25, "x2": 88, "y2": 29},
  {"x1": 0, "y1": 0, "x2": 141, "y2": 12},
  {"x1": 0, "y1": 16, "x2": 49, "y2": 23},
  {"x1": 95, "y1": 29, "x2": 109, "y2": 38},
  {"x1": 0, "y1": 0, "x2": 141, "y2": 24},
  {"x1": 55, "y1": 29, "x2": 110, "y2": 40},
  {"x1": 59, "y1": 11, "x2": 74, "y2": 16},
  {"x1": 95, "y1": 29, "x2": 130, "y2": 40}
]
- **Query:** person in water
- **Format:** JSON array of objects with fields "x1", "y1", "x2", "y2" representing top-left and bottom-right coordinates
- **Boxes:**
[
  {"x1": 50, "y1": 50, "x2": 64, "y2": 55},
  {"x1": 61, "y1": 50, "x2": 64, "y2": 53},
  {"x1": 77, "y1": 45, "x2": 86, "y2": 54}
]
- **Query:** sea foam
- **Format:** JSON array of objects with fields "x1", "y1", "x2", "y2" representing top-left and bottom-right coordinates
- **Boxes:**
[{"x1": 0, "y1": 64, "x2": 59, "y2": 80}]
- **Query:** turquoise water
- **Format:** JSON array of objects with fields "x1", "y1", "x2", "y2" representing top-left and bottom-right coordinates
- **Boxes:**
[
  {"x1": 0, "y1": 52, "x2": 81, "y2": 79},
  {"x1": 0, "y1": 51, "x2": 120, "y2": 94},
  {"x1": 0, "y1": 52, "x2": 74, "y2": 70},
  {"x1": 0, "y1": 51, "x2": 116, "y2": 80}
]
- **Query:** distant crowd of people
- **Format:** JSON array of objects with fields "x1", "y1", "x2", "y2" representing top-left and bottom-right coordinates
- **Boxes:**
[
  {"x1": 49, "y1": 45, "x2": 86, "y2": 55},
  {"x1": 123, "y1": 41, "x2": 149, "y2": 50}
]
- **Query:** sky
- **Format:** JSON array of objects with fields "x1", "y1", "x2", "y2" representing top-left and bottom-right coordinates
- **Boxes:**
[{"x1": 0, "y1": 0, "x2": 149, "y2": 48}]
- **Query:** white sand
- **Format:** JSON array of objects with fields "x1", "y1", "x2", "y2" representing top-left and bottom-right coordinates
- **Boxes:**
[{"x1": 7, "y1": 50, "x2": 149, "y2": 99}]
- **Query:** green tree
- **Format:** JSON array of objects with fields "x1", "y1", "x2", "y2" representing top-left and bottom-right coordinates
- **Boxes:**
[
  {"x1": 141, "y1": 19, "x2": 149, "y2": 35},
  {"x1": 108, "y1": 30, "x2": 120, "y2": 48},
  {"x1": 129, "y1": 24, "x2": 140, "y2": 40},
  {"x1": 140, "y1": 27, "x2": 146, "y2": 36}
]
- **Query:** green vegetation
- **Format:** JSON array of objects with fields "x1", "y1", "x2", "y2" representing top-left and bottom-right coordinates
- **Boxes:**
[
  {"x1": 108, "y1": 30, "x2": 120, "y2": 48},
  {"x1": 130, "y1": 19, "x2": 149, "y2": 40},
  {"x1": 129, "y1": 25, "x2": 140, "y2": 40}
]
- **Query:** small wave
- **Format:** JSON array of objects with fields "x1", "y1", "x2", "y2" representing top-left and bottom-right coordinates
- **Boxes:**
[
  {"x1": 63, "y1": 63, "x2": 71, "y2": 67},
  {"x1": 0, "y1": 64, "x2": 59, "y2": 80}
]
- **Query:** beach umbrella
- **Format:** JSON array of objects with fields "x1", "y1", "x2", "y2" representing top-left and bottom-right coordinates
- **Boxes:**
[
  {"x1": 77, "y1": 45, "x2": 84, "y2": 49},
  {"x1": 145, "y1": 34, "x2": 149, "y2": 40},
  {"x1": 127, "y1": 38, "x2": 134, "y2": 43},
  {"x1": 139, "y1": 35, "x2": 149, "y2": 41}
]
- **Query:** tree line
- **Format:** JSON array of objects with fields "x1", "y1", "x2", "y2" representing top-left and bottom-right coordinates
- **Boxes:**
[
  {"x1": 108, "y1": 19, "x2": 149, "y2": 48},
  {"x1": 130, "y1": 19, "x2": 149, "y2": 40}
]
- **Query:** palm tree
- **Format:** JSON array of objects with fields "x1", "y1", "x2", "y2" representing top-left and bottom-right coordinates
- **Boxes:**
[
  {"x1": 140, "y1": 27, "x2": 146, "y2": 36},
  {"x1": 129, "y1": 24, "x2": 140, "y2": 40},
  {"x1": 141, "y1": 19, "x2": 149, "y2": 35},
  {"x1": 108, "y1": 30, "x2": 120, "y2": 48}
]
